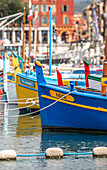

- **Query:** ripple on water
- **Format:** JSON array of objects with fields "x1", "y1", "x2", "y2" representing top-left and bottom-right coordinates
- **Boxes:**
[{"x1": 0, "y1": 103, "x2": 107, "y2": 169}]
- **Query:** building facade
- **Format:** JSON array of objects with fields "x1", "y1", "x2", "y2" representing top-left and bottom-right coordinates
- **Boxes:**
[
  {"x1": 83, "y1": 0, "x2": 106, "y2": 42},
  {"x1": 0, "y1": 0, "x2": 89, "y2": 45},
  {"x1": 22, "y1": 0, "x2": 74, "y2": 43}
]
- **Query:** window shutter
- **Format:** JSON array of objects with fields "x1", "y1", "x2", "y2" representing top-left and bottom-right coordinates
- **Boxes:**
[
  {"x1": 41, "y1": 5, "x2": 43, "y2": 12},
  {"x1": 46, "y1": 5, "x2": 48, "y2": 12},
  {"x1": 62, "y1": 5, "x2": 64, "y2": 12},
  {"x1": 41, "y1": 17, "x2": 43, "y2": 24},
  {"x1": 67, "y1": 5, "x2": 69, "y2": 12}
]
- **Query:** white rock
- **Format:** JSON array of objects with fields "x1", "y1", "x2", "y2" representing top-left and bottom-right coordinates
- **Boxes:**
[
  {"x1": 93, "y1": 147, "x2": 107, "y2": 157},
  {"x1": 0, "y1": 150, "x2": 16, "y2": 160},
  {"x1": 45, "y1": 147, "x2": 63, "y2": 158}
]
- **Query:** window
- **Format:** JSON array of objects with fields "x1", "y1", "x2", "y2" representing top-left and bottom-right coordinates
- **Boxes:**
[
  {"x1": 63, "y1": 16, "x2": 69, "y2": 24},
  {"x1": 52, "y1": 5, "x2": 56, "y2": 12},
  {"x1": 41, "y1": 5, "x2": 48, "y2": 12},
  {"x1": 33, "y1": 5, "x2": 39, "y2": 11},
  {"x1": 41, "y1": 16, "x2": 48, "y2": 24},
  {"x1": 53, "y1": 16, "x2": 57, "y2": 24},
  {"x1": 42, "y1": 30, "x2": 48, "y2": 43},
  {"x1": 62, "y1": 5, "x2": 69, "y2": 12}
]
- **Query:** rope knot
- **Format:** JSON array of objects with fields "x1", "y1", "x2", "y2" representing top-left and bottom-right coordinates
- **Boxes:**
[{"x1": 26, "y1": 98, "x2": 36, "y2": 105}]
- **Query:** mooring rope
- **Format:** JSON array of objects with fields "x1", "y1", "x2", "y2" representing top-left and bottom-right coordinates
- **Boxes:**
[
  {"x1": 0, "y1": 100, "x2": 39, "y2": 105},
  {"x1": 0, "y1": 67, "x2": 14, "y2": 81},
  {"x1": 17, "y1": 151, "x2": 93, "y2": 157},
  {"x1": 32, "y1": 81, "x2": 102, "y2": 118},
  {"x1": 0, "y1": 96, "x2": 38, "y2": 102},
  {"x1": 0, "y1": 81, "x2": 8, "y2": 85},
  {"x1": 0, "y1": 82, "x2": 15, "y2": 90},
  {"x1": 0, "y1": 82, "x2": 102, "y2": 118},
  {"x1": 0, "y1": 89, "x2": 16, "y2": 97},
  {"x1": 0, "y1": 72, "x2": 15, "y2": 85},
  {"x1": 0, "y1": 90, "x2": 76, "y2": 118},
  {"x1": 0, "y1": 102, "x2": 37, "y2": 113}
]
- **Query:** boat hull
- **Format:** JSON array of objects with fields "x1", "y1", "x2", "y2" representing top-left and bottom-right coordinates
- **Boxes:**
[
  {"x1": 6, "y1": 72, "x2": 17, "y2": 103},
  {"x1": 39, "y1": 84, "x2": 107, "y2": 132},
  {"x1": 0, "y1": 72, "x2": 4, "y2": 91},
  {"x1": 16, "y1": 73, "x2": 39, "y2": 114}
]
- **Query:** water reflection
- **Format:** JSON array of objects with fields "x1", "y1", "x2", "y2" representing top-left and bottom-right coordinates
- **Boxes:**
[
  {"x1": 16, "y1": 115, "x2": 42, "y2": 137},
  {"x1": 0, "y1": 98, "x2": 107, "y2": 170},
  {"x1": 41, "y1": 131, "x2": 107, "y2": 153},
  {"x1": 93, "y1": 157, "x2": 107, "y2": 168},
  {"x1": 3, "y1": 103, "x2": 19, "y2": 136},
  {"x1": 0, "y1": 95, "x2": 6, "y2": 134}
]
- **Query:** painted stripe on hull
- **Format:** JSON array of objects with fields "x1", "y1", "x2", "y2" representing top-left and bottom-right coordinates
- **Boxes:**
[
  {"x1": 41, "y1": 95, "x2": 107, "y2": 112},
  {"x1": 7, "y1": 80, "x2": 15, "y2": 83}
]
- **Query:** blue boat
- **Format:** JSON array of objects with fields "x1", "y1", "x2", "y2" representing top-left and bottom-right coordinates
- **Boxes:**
[
  {"x1": 35, "y1": 60, "x2": 107, "y2": 132},
  {"x1": 0, "y1": 73, "x2": 4, "y2": 92}
]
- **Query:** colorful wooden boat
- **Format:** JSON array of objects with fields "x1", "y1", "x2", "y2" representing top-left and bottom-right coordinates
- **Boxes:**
[
  {"x1": 5, "y1": 52, "x2": 40, "y2": 113},
  {"x1": 0, "y1": 56, "x2": 4, "y2": 91},
  {"x1": 16, "y1": 72, "x2": 39, "y2": 113},
  {"x1": 15, "y1": 69, "x2": 87, "y2": 113},
  {"x1": 35, "y1": 60, "x2": 107, "y2": 132},
  {"x1": 88, "y1": 74, "x2": 101, "y2": 91},
  {"x1": 0, "y1": 56, "x2": 3, "y2": 75},
  {"x1": 6, "y1": 52, "x2": 21, "y2": 103},
  {"x1": 3, "y1": 53, "x2": 10, "y2": 93}
]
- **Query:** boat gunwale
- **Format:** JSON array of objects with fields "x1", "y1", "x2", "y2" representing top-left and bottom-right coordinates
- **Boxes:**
[{"x1": 39, "y1": 83, "x2": 107, "y2": 100}]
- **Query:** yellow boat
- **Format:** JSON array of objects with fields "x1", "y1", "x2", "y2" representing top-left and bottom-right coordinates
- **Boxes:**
[
  {"x1": 15, "y1": 69, "x2": 73, "y2": 114},
  {"x1": 16, "y1": 115, "x2": 41, "y2": 137},
  {"x1": 16, "y1": 72, "x2": 39, "y2": 113},
  {"x1": 6, "y1": 52, "x2": 40, "y2": 113},
  {"x1": 10, "y1": 52, "x2": 84, "y2": 114},
  {"x1": 15, "y1": 70, "x2": 86, "y2": 114}
]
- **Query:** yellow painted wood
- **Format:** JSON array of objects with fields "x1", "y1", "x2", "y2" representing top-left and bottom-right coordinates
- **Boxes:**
[
  {"x1": 101, "y1": 78, "x2": 107, "y2": 86},
  {"x1": 12, "y1": 53, "x2": 21, "y2": 81},
  {"x1": 7, "y1": 72, "x2": 15, "y2": 83},
  {"x1": 35, "y1": 61, "x2": 42, "y2": 67},
  {"x1": 16, "y1": 75, "x2": 39, "y2": 109},
  {"x1": 50, "y1": 90, "x2": 74, "y2": 102},
  {"x1": 62, "y1": 80, "x2": 70, "y2": 85}
]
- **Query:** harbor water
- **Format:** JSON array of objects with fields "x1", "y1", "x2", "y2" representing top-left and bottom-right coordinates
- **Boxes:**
[{"x1": 0, "y1": 96, "x2": 107, "y2": 169}]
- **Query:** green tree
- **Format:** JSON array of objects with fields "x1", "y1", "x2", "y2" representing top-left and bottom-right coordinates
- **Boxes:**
[
  {"x1": 0, "y1": 0, "x2": 8, "y2": 16},
  {"x1": 0, "y1": 0, "x2": 28, "y2": 17},
  {"x1": 0, "y1": 0, "x2": 29, "y2": 26}
]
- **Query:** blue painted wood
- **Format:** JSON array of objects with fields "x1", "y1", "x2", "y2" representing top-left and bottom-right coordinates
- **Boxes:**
[
  {"x1": 18, "y1": 84, "x2": 38, "y2": 91},
  {"x1": 17, "y1": 73, "x2": 37, "y2": 82},
  {"x1": 7, "y1": 75, "x2": 15, "y2": 81},
  {"x1": 35, "y1": 61, "x2": 107, "y2": 132},
  {"x1": 20, "y1": 78, "x2": 35, "y2": 87},
  {"x1": 3, "y1": 55, "x2": 5, "y2": 76}
]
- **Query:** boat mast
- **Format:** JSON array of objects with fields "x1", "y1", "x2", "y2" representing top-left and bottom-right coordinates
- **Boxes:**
[
  {"x1": 49, "y1": 6, "x2": 52, "y2": 76},
  {"x1": 101, "y1": 3, "x2": 107, "y2": 96},
  {"x1": 34, "y1": 8, "x2": 38, "y2": 60},
  {"x1": 22, "y1": 7, "x2": 25, "y2": 70},
  {"x1": 28, "y1": 19, "x2": 31, "y2": 64}
]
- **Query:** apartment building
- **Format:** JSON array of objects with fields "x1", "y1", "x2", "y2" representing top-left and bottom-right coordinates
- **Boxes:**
[
  {"x1": 83, "y1": 0, "x2": 106, "y2": 42},
  {"x1": 0, "y1": 0, "x2": 88, "y2": 47}
]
